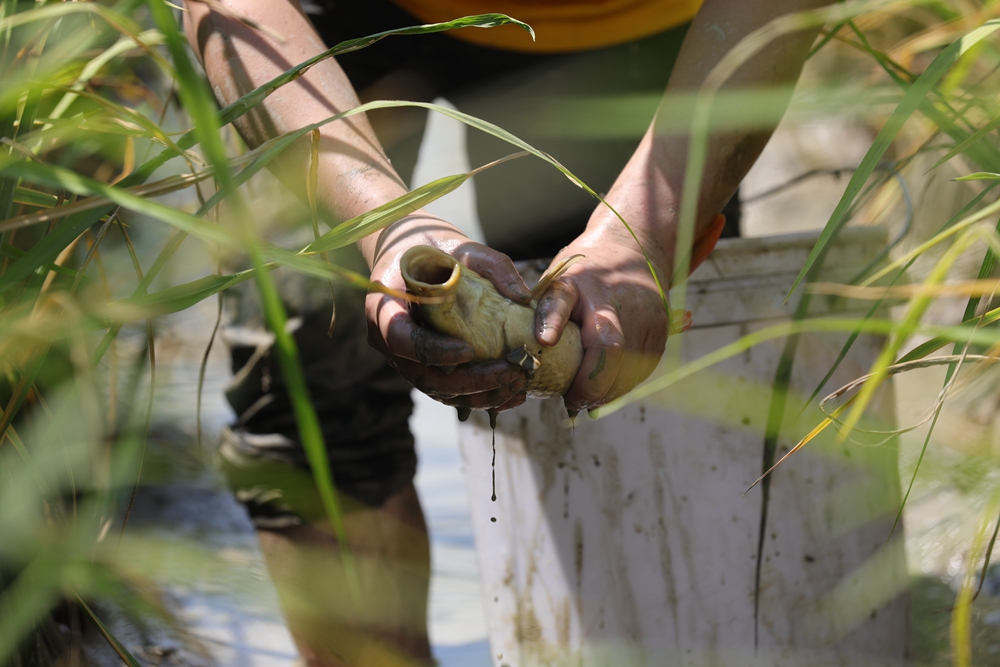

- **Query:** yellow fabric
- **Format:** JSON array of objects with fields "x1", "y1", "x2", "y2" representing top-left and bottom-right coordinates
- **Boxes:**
[{"x1": 389, "y1": 0, "x2": 703, "y2": 53}]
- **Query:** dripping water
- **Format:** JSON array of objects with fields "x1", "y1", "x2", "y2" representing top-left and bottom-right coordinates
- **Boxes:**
[
  {"x1": 489, "y1": 409, "x2": 498, "y2": 522},
  {"x1": 564, "y1": 403, "x2": 575, "y2": 519},
  {"x1": 491, "y1": 430, "x2": 497, "y2": 503}
]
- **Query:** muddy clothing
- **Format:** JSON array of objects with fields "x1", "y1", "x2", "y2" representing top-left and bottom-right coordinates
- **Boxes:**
[
  {"x1": 222, "y1": 0, "x2": 736, "y2": 524},
  {"x1": 219, "y1": 245, "x2": 416, "y2": 518}
]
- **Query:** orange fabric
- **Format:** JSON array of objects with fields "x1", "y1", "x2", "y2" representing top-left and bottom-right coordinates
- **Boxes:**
[
  {"x1": 689, "y1": 213, "x2": 725, "y2": 275},
  {"x1": 389, "y1": 0, "x2": 703, "y2": 53},
  {"x1": 668, "y1": 213, "x2": 725, "y2": 334}
]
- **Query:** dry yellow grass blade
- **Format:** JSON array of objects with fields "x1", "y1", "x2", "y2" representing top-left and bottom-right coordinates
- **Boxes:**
[
  {"x1": 744, "y1": 398, "x2": 855, "y2": 495},
  {"x1": 810, "y1": 278, "x2": 1000, "y2": 299}
]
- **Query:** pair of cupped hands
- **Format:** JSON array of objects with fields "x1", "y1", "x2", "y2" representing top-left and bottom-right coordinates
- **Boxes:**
[{"x1": 364, "y1": 214, "x2": 671, "y2": 417}]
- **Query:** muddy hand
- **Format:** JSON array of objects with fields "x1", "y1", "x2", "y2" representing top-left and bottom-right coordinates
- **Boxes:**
[
  {"x1": 365, "y1": 215, "x2": 532, "y2": 411},
  {"x1": 535, "y1": 229, "x2": 668, "y2": 414}
]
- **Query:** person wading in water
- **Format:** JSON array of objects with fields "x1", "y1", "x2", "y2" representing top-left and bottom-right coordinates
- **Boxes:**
[{"x1": 183, "y1": 1, "x2": 831, "y2": 664}]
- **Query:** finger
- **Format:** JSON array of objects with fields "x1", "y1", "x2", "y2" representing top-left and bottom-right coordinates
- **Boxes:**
[
  {"x1": 369, "y1": 294, "x2": 475, "y2": 367},
  {"x1": 535, "y1": 279, "x2": 579, "y2": 347},
  {"x1": 564, "y1": 309, "x2": 624, "y2": 411},
  {"x1": 589, "y1": 312, "x2": 667, "y2": 406},
  {"x1": 495, "y1": 390, "x2": 528, "y2": 412},
  {"x1": 395, "y1": 358, "x2": 525, "y2": 397},
  {"x1": 602, "y1": 349, "x2": 649, "y2": 405},
  {"x1": 433, "y1": 384, "x2": 528, "y2": 411},
  {"x1": 463, "y1": 248, "x2": 532, "y2": 304}
]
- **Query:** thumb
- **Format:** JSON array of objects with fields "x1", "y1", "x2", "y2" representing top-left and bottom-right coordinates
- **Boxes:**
[
  {"x1": 535, "y1": 279, "x2": 579, "y2": 347},
  {"x1": 465, "y1": 248, "x2": 532, "y2": 304}
]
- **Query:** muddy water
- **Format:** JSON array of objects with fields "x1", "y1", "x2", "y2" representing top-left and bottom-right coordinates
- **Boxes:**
[
  {"x1": 119, "y1": 96, "x2": 495, "y2": 667},
  {"x1": 132, "y1": 297, "x2": 490, "y2": 666}
]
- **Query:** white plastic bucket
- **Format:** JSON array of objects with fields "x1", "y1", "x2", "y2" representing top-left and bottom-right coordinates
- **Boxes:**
[{"x1": 459, "y1": 228, "x2": 908, "y2": 667}]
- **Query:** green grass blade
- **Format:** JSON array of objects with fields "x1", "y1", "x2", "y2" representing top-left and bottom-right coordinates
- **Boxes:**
[
  {"x1": 0, "y1": 561, "x2": 62, "y2": 665},
  {"x1": 0, "y1": 244, "x2": 78, "y2": 279},
  {"x1": 787, "y1": 18, "x2": 1000, "y2": 300},
  {"x1": 931, "y1": 114, "x2": 1000, "y2": 171},
  {"x1": 96, "y1": 9, "x2": 511, "y2": 195},
  {"x1": 74, "y1": 594, "x2": 144, "y2": 667},
  {"x1": 305, "y1": 173, "x2": 469, "y2": 253},
  {"x1": 46, "y1": 29, "x2": 165, "y2": 126},
  {"x1": 594, "y1": 310, "x2": 1000, "y2": 422},
  {"x1": 1, "y1": 160, "x2": 239, "y2": 246},
  {"x1": 215, "y1": 14, "x2": 533, "y2": 130},
  {"x1": 955, "y1": 218, "x2": 1000, "y2": 339},
  {"x1": 149, "y1": 0, "x2": 360, "y2": 595},
  {"x1": 12, "y1": 186, "x2": 58, "y2": 208},
  {"x1": 0, "y1": 1, "x2": 136, "y2": 32},
  {"x1": 107, "y1": 271, "x2": 255, "y2": 319},
  {"x1": 839, "y1": 22, "x2": 1000, "y2": 172},
  {"x1": 861, "y1": 186, "x2": 1000, "y2": 287},
  {"x1": 803, "y1": 184, "x2": 998, "y2": 407},
  {"x1": 955, "y1": 171, "x2": 1000, "y2": 181},
  {"x1": 838, "y1": 226, "x2": 1000, "y2": 440},
  {"x1": 896, "y1": 305, "x2": 1000, "y2": 365}
]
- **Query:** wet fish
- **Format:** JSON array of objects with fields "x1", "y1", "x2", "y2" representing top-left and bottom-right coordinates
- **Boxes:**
[{"x1": 401, "y1": 246, "x2": 583, "y2": 397}]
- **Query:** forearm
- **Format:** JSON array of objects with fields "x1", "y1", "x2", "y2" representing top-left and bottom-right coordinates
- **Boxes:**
[
  {"x1": 182, "y1": 0, "x2": 412, "y2": 257},
  {"x1": 588, "y1": 0, "x2": 832, "y2": 276}
]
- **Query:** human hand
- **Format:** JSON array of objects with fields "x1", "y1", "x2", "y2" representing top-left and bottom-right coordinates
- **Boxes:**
[
  {"x1": 533, "y1": 227, "x2": 671, "y2": 416},
  {"x1": 364, "y1": 214, "x2": 534, "y2": 413}
]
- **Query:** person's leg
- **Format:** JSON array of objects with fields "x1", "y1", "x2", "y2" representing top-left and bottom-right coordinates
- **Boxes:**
[
  {"x1": 252, "y1": 485, "x2": 431, "y2": 667},
  {"x1": 219, "y1": 214, "x2": 432, "y2": 665},
  {"x1": 214, "y1": 2, "x2": 461, "y2": 655},
  {"x1": 220, "y1": 442, "x2": 432, "y2": 666}
]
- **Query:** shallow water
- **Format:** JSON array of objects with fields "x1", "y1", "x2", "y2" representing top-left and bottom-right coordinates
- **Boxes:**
[{"x1": 137, "y1": 319, "x2": 490, "y2": 666}]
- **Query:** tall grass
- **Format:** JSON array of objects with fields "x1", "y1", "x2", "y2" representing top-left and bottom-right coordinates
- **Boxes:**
[
  {"x1": 597, "y1": 1, "x2": 1000, "y2": 661},
  {"x1": 1, "y1": 0, "x2": 1000, "y2": 664}
]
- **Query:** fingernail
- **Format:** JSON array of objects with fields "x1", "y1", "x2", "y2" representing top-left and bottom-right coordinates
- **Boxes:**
[
  {"x1": 539, "y1": 327, "x2": 557, "y2": 346},
  {"x1": 456, "y1": 407, "x2": 472, "y2": 422},
  {"x1": 511, "y1": 283, "x2": 532, "y2": 301}
]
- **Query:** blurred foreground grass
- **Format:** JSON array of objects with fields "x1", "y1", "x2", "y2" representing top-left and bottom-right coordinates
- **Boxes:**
[{"x1": 4, "y1": 1, "x2": 1000, "y2": 665}]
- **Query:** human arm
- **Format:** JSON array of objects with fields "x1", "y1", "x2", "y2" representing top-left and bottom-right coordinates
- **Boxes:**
[
  {"x1": 536, "y1": 0, "x2": 834, "y2": 415},
  {"x1": 183, "y1": 0, "x2": 532, "y2": 409}
]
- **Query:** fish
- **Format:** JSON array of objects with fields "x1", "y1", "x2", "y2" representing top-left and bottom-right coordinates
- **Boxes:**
[{"x1": 401, "y1": 245, "x2": 584, "y2": 397}]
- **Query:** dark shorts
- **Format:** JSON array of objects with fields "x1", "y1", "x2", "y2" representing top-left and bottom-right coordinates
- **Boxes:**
[
  {"x1": 221, "y1": 2, "x2": 726, "y2": 524},
  {"x1": 219, "y1": 243, "x2": 418, "y2": 520}
]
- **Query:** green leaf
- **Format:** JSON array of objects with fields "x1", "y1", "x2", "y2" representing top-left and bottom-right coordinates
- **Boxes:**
[
  {"x1": 215, "y1": 14, "x2": 534, "y2": 129},
  {"x1": 75, "y1": 595, "x2": 144, "y2": 667},
  {"x1": 837, "y1": 224, "x2": 1000, "y2": 441},
  {"x1": 11, "y1": 186, "x2": 58, "y2": 208},
  {"x1": 46, "y1": 29, "x2": 166, "y2": 125},
  {"x1": 0, "y1": 243, "x2": 79, "y2": 280},
  {"x1": 2, "y1": 160, "x2": 239, "y2": 247},
  {"x1": 786, "y1": 18, "x2": 1000, "y2": 300},
  {"x1": 931, "y1": 114, "x2": 1000, "y2": 171},
  {"x1": 108, "y1": 271, "x2": 256, "y2": 318},
  {"x1": 305, "y1": 173, "x2": 469, "y2": 254},
  {"x1": 955, "y1": 171, "x2": 1000, "y2": 181}
]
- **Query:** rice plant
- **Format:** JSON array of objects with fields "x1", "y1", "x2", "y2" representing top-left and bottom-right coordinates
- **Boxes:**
[{"x1": 2, "y1": 0, "x2": 1000, "y2": 665}]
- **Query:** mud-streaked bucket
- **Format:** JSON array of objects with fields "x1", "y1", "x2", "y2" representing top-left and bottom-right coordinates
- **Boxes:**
[{"x1": 459, "y1": 227, "x2": 907, "y2": 667}]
